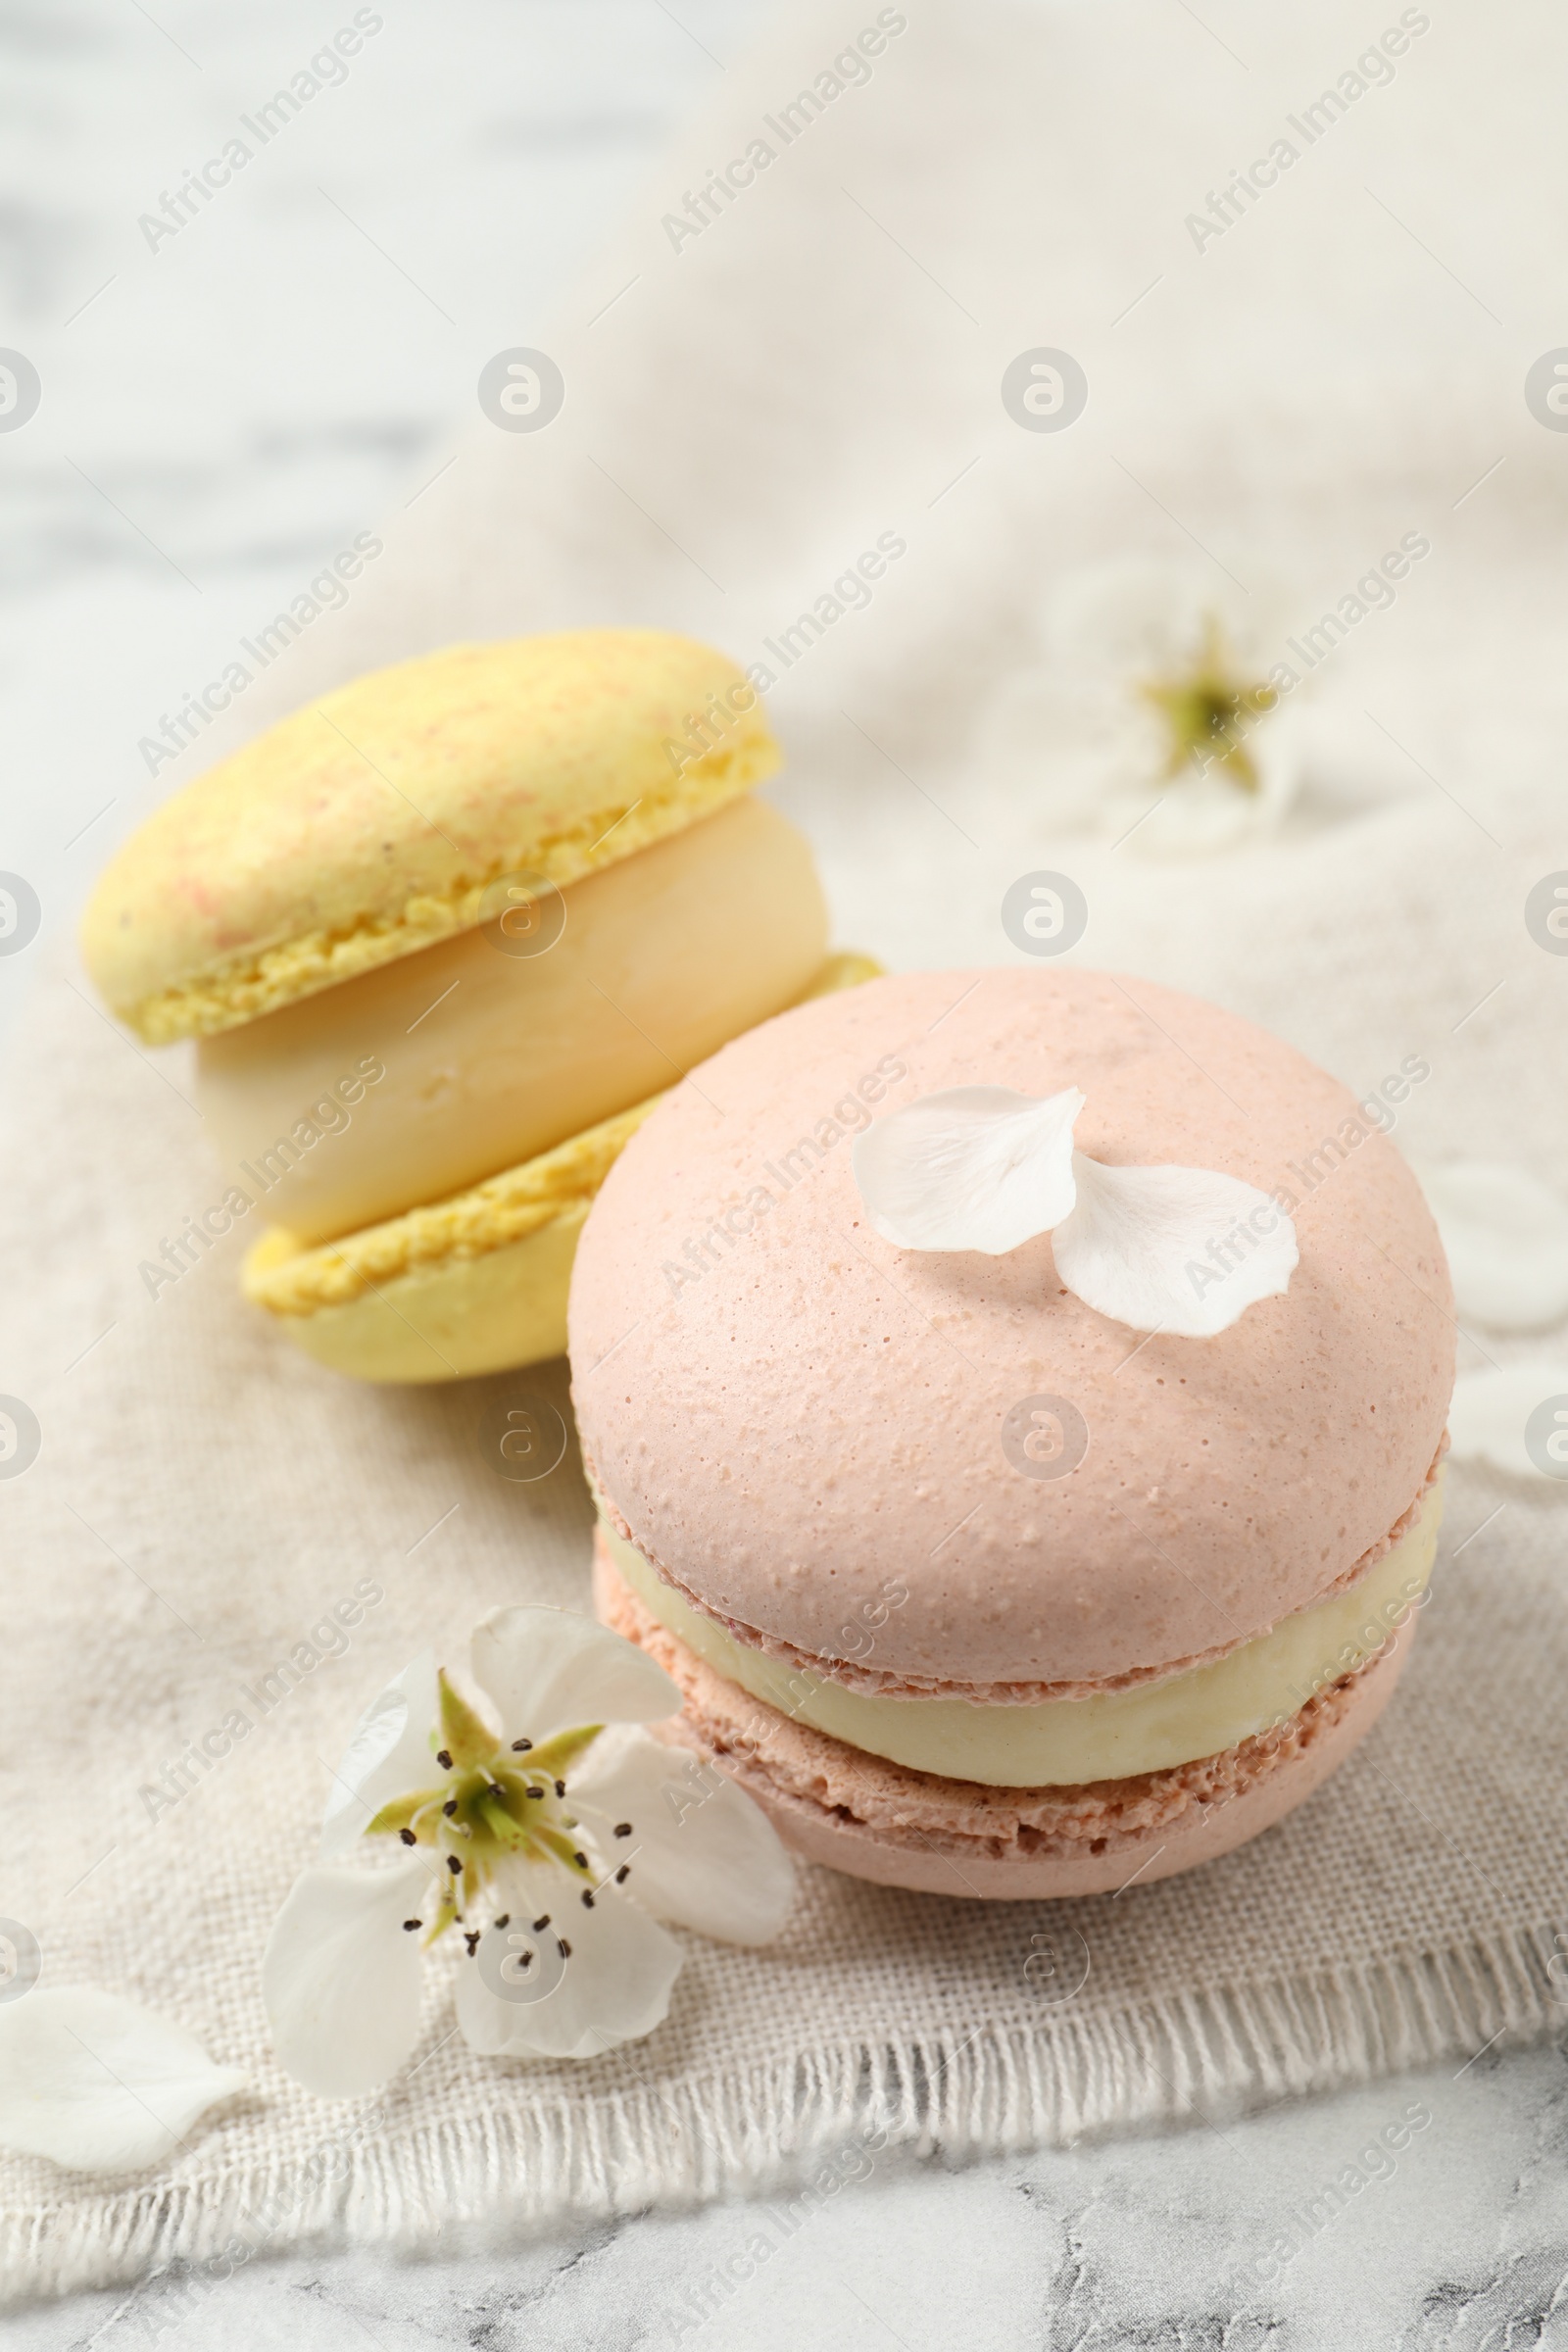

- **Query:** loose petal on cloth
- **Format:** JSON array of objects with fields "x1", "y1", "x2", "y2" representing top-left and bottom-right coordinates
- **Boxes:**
[
  {"x1": 0, "y1": 1989, "x2": 246, "y2": 2175},
  {"x1": 1447, "y1": 1363, "x2": 1568, "y2": 1482},
  {"x1": 1416, "y1": 1160, "x2": 1568, "y2": 1332}
]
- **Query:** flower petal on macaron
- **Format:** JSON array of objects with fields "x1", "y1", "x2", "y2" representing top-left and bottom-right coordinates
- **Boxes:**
[
  {"x1": 570, "y1": 1727, "x2": 797, "y2": 1946},
  {"x1": 853, "y1": 1086, "x2": 1084, "y2": 1254},
  {"x1": 1052, "y1": 1156, "x2": 1298, "y2": 1338},
  {"x1": 456, "y1": 1873, "x2": 683, "y2": 2062},
  {"x1": 263, "y1": 1856, "x2": 432, "y2": 2097},
  {"x1": 1414, "y1": 1160, "x2": 1568, "y2": 1332},
  {"x1": 319, "y1": 1651, "x2": 439, "y2": 1858},
  {"x1": 470, "y1": 1605, "x2": 680, "y2": 1745},
  {"x1": 0, "y1": 1988, "x2": 246, "y2": 2175}
]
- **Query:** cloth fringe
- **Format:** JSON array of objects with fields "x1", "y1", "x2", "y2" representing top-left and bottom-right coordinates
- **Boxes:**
[{"x1": 6, "y1": 1919, "x2": 1558, "y2": 2309}]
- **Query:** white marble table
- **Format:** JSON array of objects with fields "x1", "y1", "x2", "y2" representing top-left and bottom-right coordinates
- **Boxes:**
[
  {"x1": 1, "y1": 3, "x2": 1565, "y2": 2342},
  {"x1": 1, "y1": 2044, "x2": 1564, "y2": 2347}
]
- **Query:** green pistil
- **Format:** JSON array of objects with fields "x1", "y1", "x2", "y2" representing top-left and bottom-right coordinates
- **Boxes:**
[
  {"x1": 477, "y1": 1794, "x2": 538, "y2": 1854},
  {"x1": 365, "y1": 1693, "x2": 605, "y2": 1941},
  {"x1": 1137, "y1": 615, "x2": 1277, "y2": 795}
]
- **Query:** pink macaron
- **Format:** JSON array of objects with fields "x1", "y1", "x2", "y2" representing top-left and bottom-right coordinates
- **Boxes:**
[{"x1": 566, "y1": 968, "x2": 1453, "y2": 1899}]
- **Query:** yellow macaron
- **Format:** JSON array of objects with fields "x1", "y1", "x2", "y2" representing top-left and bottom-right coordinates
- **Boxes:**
[{"x1": 82, "y1": 630, "x2": 875, "y2": 1381}]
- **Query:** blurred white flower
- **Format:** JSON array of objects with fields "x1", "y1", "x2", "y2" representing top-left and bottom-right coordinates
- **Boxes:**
[
  {"x1": 977, "y1": 559, "x2": 1304, "y2": 857},
  {"x1": 264, "y1": 1606, "x2": 794, "y2": 2096}
]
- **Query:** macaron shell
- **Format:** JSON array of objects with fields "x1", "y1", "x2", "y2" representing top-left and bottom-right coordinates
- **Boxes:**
[
  {"x1": 716, "y1": 1642, "x2": 1409, "y2": 1901},
  {"x1": 240, "y1": 1084, "x2": 659, "y2": 1383},
  {"x1": 250, "y1": 1199, "x2": 591, "y2": 1383},
  {"x1": 569, "y1": 968, "x2": 1454, "y2": 1686},
  {"x1": 244, "y1": 952, "x2": 882, "y2": 1383},
  {"x1": 248, "y1": 1200, "x2": 592, "y2": 1383},
  {"x1": 81, "y1": 630, "x2": 777, "y2": 1042},
  {"x1": 196, "y1": 794, "x2": 828, "y2": 1247},
  {"x1": 595, "y1": 1531, "x2": 1414, "y2": 1900}
]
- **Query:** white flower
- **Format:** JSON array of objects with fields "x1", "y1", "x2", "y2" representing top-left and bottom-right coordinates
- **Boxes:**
[
  {"x1": 264, "y1": 1607, "x2": 795, "y2": 2096},
  {"x1": 0, "y1": 1988, "x2": 246, "y2": 2174},
  {"x1": 976, "y1": 558, "x2": 1302, "y2": 857},
  {"x1": 853, "y1": 1084, "x2": 1297, "y2": 1338}
]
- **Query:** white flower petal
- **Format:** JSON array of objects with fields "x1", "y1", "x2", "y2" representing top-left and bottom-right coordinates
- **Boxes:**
[
  {"x1": 263, "y1": 1856, "x2": 431, "y2": 2097},
  {"x1": 1045, "y1": 557, "x2": 1249, "y2": 677},
  {"x1": 853, "y1": 1086, "x2": 1083, "y2": 1254},
  {"x1": 1415, "y1": 1161, "x2": 1568, "y2": 1332},
  {"x1": 572, "y1": 1727, "x2": 796, "y2": 1946},
  {"x1": 1053, "y1": 1153, "x2": 1298, "y2": 1337},
  {"x1": 457, "y1": 1869, "x2": 683, "y2": 2061},
  {"x1": 469, "y1": 1605, "x2": 679, "y2": 1743},
  {"x1": 0, "y1": 1988, "x2": 245, "y2": 2175},
  {"x1": 319, "y1": 1651, "x2": 439, "y2": 1858},
  {"x1": 1447, "y1": 1363, "x2": 1568, "y2": 1482},
  {"x1": 451, "y1": 1857, "x2": 576, "y2": 2059},
  {"x1": 1125, "y1": 713, "x2": 1302, "y2": 861}
]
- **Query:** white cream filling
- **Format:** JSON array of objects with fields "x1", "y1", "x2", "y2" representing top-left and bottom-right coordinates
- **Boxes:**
[
  {"x1": 195, "y1": 796, "x2": 827, "y2": 1245},
  {"x1": 599, "y1": 1481, "x2": 1442, "y2": 1787}
]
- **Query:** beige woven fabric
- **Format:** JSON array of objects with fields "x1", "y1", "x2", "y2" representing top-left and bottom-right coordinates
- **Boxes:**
[{"x1": 6, "y1": 0, "x2": 1568, "y2": 2299}]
